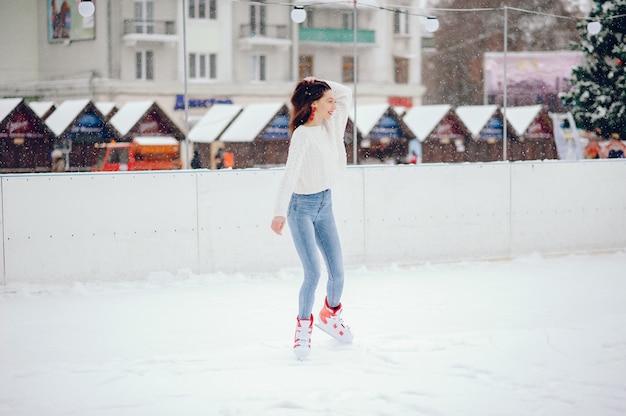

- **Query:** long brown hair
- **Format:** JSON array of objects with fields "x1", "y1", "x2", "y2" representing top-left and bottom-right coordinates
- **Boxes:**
[{"x1": 289, "y1": 79, "x2": 331, "y2": 134}]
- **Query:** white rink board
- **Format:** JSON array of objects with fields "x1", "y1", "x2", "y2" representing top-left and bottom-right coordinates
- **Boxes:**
[
  {"x1": 1, "y1": 172, "x2": 199, "y2": 283},
  {"x1": 510, "y1": 159, "x2": 626, "y2": 254},
  {"x1": 1, "y1": 160, "x2": 625, "y2": 284}
]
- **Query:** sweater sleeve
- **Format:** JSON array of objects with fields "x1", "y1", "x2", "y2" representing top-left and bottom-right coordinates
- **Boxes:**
[
  {"x1": 273, "y1": 130, "x2": 309, "y2": 217},
  {"x1": 324, "y1": 80, "x2": 352, "y2": 168},
  {"x1": 325, "y1": 81, "x2": 352, "y2": 145}
]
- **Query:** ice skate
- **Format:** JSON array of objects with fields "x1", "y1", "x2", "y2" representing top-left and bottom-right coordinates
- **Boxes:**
[
  {"x1": 293, "y1": 315, "x2": 313, "y2": 360},
  {"x1": 316, "y1": 297, "x2": 353, "y2": 343}
]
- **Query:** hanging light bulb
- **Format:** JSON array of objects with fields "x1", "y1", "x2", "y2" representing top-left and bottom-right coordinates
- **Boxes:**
[
  {"x1": 291, "y1": 7, "x2": 307, "y2": 24},
  {"x1": 78, "y1": 0, "x2": 95, "y2": 18},
  {"x1": 425, "y1": 17, "x2": 440, "y2": 33},
  {"x1": 587, "y1": 21, "x2": 602, "y2": 35}
]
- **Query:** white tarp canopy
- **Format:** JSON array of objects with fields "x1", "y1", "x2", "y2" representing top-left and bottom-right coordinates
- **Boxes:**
[
  {"x1": 188, "y1": 104, "x2": 243, "y2": 143},
  {"x1": 109, "y1": 101, "x2": 154, "y2": 136},
  {"x1": 349, "y1": 103, "x2": 390, "y2": 137},
  {"x1": 402, "y1": 104, "x2": 452, "y2": 142},
  {"x1": 454, "y1": 105, "x2": 499, "y2": 138},
  {"x1": 220, "y1": 102, "x2": 285, "y2": 143},
  {"x1": 45, "y1": 99, "x2": 91, "y2": 136},
  {"x1": 0, "y1": 98, "x2": 23, "y2": 122},
  {"x1": 505, "y1": 105, "x2": 543, "y2": 136},
  {"x1": 28, "y1": 101, "x2": 56, "y2": 118}
]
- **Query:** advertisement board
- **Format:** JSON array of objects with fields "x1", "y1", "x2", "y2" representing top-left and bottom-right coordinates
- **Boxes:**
[
  {"x1": 48, "y1": 0, "x2": 95, "y2": 42},
  {"x1": 484, "y1": 51, "x2": 583, "y2": 111}
]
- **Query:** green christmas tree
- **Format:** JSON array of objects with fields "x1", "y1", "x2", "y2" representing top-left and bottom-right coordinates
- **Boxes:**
[{"x1": 561, "y1": 0, "x2": 626, "y2": 139}]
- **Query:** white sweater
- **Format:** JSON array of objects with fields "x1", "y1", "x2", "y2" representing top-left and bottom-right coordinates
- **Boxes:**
[{"x1": 273, "y1": 80, "x2": 352, "y2": 217}]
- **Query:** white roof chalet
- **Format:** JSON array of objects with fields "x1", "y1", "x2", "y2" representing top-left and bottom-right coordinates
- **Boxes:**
[
  {"x1": 189, "y1": 104, "x2": 243, "y2": 143},
  {"x1": 109, "y1": 101, "x2": 154, "y2": 136},
  {"x1": 454, "y1": 105, "x2": 499, "y2": 138},
  {"x1": 402, "y1": 105, "x2": 452, "y2": 142},
  {"x1": 220, "y1": 102, "x2": 285, "y2": 142},
  {"x1": 45, "y1": 99, "x2": 91, "y2": 136}
]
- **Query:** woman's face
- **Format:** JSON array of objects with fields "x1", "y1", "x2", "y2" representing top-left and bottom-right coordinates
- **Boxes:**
[{"x1": 313, "y1": 89, "x2": 337, "y2": 121}]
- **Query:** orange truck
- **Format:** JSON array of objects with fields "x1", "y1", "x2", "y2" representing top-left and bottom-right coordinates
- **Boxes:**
[{"x1": 94, "y1": 136, "x2": 182, "y2": 171}]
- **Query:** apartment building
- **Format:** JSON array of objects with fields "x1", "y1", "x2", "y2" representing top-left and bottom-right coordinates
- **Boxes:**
[{"x1": 0, "y1": 0, "x2": 428, "y2": 130}]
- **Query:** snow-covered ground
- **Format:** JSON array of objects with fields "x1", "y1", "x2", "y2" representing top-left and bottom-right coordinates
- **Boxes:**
[{"x1": 1, "y1": 251, "x2": 625, "y2": 416}]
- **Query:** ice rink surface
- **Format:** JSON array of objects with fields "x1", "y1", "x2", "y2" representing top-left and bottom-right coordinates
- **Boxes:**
[{"x1": 1, "y1": 251, "x2": 626, "y2": 416}]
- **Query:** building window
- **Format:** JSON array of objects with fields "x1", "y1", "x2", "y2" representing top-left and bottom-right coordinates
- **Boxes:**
[
  {"x1": 342, "y1": 13, "x2": 354, "y2": 30},
  {"x1": 299, "y1": 55, "x2": 313, "y2": 79},
  {"x1": 394, "y1": 10, "x2": 409, "y2": 35},
  {"x1": 189, "y1": 53, "x2": 217, "y2": 80},
  {"x1": 136, "y1": 50, "x2": 154, "y2": 80},
  {"x1": 134, "y1": 0, "x2": 154, "y2": 34},
  {"x1": 189, "y1": 0, "x2": 217, "y2": 19},
  {"x1": 251, "y1": 55, "x2": 266, "y2": 81},
  {"x1": 342, "y1": 56, "x2": 355, "y2": 83},
  {"x1": 250, "y1": 1, "x2": 266, "y2": 35},
  {"x1": 394, "y1": 57, "x2": 409, "y2": 84}
]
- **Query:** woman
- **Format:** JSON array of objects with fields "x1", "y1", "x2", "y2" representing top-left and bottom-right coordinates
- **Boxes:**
[{"x1": 271, "y1": 77, "x2": 353, "y2": 360}]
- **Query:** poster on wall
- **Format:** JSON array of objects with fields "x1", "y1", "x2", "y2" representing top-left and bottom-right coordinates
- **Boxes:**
[
  {"x1": 483, "y1": 51, "x2": 584, "y2": 112},
  {"x1": 48, "y1": 0, "x2": 95, "y2": 42}
]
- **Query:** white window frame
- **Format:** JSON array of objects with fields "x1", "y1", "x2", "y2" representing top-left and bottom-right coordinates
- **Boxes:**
[
  {"x1": 394, "y1": 10, "x2": 409, "y2": 35},
  {"x1": 136, "y1": 50, "x2": 154, "y2": 80},
  {"x1": 189, "y1": 0, "x2": 217, "y2": 20},
  {"x1": 251, "y1": 54, "x2": 266, "y2": 82},
  {"x1": 134, "y1": 0, "x2": 154, "y2": 34},
  {"x1": 189, "y1": 53, "x2": 217, "y2": 81}
]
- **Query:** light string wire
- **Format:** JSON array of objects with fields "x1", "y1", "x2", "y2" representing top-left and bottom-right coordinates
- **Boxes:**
[{"x1": 234, "y1": 0, "x2": 626, "y2": 24}]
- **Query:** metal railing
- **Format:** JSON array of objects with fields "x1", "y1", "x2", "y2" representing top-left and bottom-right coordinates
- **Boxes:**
[
  {"x1": 123, "y1": 19, "x2": 176, "y2": 35},
  {"x1": 239, "y1": 24, "x2": 289, "y2": 39}
]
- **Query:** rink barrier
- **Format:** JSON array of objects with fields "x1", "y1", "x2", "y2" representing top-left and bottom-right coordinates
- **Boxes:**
[{"x1": 1, "y1": 160, "x2": 625, "y2": 284}]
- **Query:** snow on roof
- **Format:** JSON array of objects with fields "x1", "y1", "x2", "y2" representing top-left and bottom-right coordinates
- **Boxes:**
[
  {"x1": 220, "y1": 102, "x2": 285, "y2": 142},
  {"x1": 188, "y1": 104, "x2": 243, "y2": 143},
  {"x1": 96, "y1": 102, "x2": 117, "y2": 117},
  {"x1": 28, "y1": 101, "x2": 56, "y2": 118},
  {"x1": 45, "y1": 99, "x2": 91, "y2": 136},
  {"x1": 133, "y1": 136, "x2": 178, "y2": 145},
  {"x1": 402, "y1": 104, "x2": 452, "y2": 142},
  {"x1": 349, "y1": 104, "x2": 390, "y2": 136},
  {"x1": 0, "y1": 98, "x2": 22, "y2": 122},
  {"x1": 504, "y1": 105, "x2": 543, "y2": 136},
  {"x1": 109, "y1": 101, "x2": 154, "y2": 136},
  {"x1": 454, "y1": 105, "x2": 499, "y2": 138}
]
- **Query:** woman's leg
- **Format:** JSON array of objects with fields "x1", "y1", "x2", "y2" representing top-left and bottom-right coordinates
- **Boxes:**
[
  {"x1": 313, "y1": 190, "x2": 344, "y2": 308},
  {"x1": 288, "y1": 193, "x2": 323, "y2": 319}
]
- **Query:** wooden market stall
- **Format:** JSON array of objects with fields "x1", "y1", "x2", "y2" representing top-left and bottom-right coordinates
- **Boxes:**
[
  {"x1": 0, "y1": 98, "x2": 56, "y2": 173},
  {"x1": 402, "y1": 104, "x2": 470, "y2": 163}
]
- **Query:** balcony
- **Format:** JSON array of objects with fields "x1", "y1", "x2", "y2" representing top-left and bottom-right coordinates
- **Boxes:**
[
  {"x1": 299, "y1": 27, "x2": 375, "y2": 44},
  {"x1": 238, "y1": 24, "x2": 291, "y2": 50},
  {"x1": 122, "y1": 20, "x2": 177, "y2": 46}
]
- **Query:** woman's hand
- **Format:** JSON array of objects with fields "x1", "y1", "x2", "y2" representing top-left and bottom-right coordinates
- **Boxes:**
[
  {"x1": 271, "y1": 216, "x2": 286, "y2": 235},
  {"x1": 303, "y1": 76, "x2": 317, "y2": 83}
]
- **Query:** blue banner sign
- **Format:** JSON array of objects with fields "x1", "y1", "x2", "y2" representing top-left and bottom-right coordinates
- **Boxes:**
[{"x1": 174, "y1": 95, "x2": 233, "y2": 110}]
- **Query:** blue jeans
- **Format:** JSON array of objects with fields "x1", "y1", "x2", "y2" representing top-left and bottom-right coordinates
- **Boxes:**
[{"x1": 287, "y1": 189, "x2": 344, "y2": 319}]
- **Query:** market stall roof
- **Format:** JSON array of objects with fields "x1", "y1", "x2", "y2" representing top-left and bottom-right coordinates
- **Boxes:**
[
  {"x1": 28, "y1": 101, "x2": 57, "y2": 120},
  {"x1": 454, "y1": 105, "x2": 500, "y2": 138},
  {"x1": 0, "y1": 98, "x2": 23, "y2": 122},
  {"x1": 505, "y1": 105, "x2": 543, "y2": 136},
  {"x1": 220, "y1": 102, "x2": 286, "y2": 142},
  {"x1": 402, "y1": 104, "x2": 453, "y2": 142},
  {"x1": 96, "y1": 102, "x2": 118, "y2": 119},
  {"x1": 109, "y1": 101, "x2": 154, "y2": 136},
  {"x1": 109, "y1": 101, "x2": 183, "y2": 140},
  {"x1": 349, "y1": 103, "x2": 390, "y2": 136},
  {"x1": 188, "y1": 104, "x2": 243, "y2": 143},
  {"x1": 45, "y1": 99, "x2": 92, "y2": 136}
]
